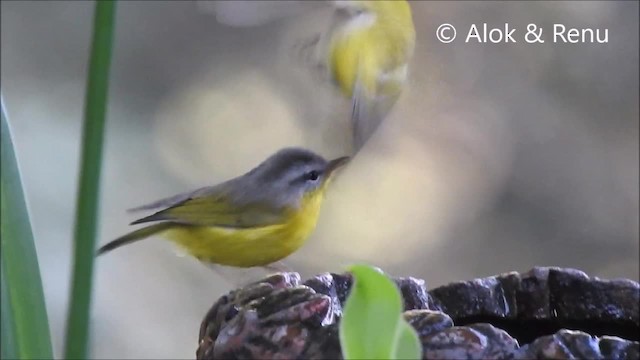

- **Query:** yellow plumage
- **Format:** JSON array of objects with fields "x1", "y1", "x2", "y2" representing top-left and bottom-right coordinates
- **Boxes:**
[
  {"x1": 328, "y1": 0, "x2": 415, "y2": 150},
  {"x1": 97, "y1": 148, "x2": 348, "y2": 270},
  {"x1": 164, "y1": 190, "x2": 325, "y2": 267}
]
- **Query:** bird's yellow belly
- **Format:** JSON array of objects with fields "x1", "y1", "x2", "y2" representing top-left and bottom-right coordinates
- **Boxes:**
[{"x1": 163, "y1": 195, "x2": 323, "y2": 268}]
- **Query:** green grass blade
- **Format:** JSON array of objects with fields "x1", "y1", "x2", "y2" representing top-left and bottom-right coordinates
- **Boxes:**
[
  {"x1": 1, "y1": 264, "x2": 18, "y2": 360},
  {"x1": 63, "y1": 1, "x2": 116, "y2": 359},
  {"x1": 1, "y1": 96, "x2": 54, "y2": 359}
]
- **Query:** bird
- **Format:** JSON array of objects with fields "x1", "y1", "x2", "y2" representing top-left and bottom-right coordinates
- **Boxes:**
[
  {"x1": 97, "y1": 147, "x2": 349, "y2": 270},
  {"x1": 324, "y1": 0, "x2": 416, "y2": 152},
  {"x1": 199, "y1": 0, "x2": 416, "y2": 154}
]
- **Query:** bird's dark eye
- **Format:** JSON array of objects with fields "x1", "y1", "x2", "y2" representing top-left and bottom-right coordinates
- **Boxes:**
[{"x1": 305, "y1": 170, "x2": 320, "y2": 181}]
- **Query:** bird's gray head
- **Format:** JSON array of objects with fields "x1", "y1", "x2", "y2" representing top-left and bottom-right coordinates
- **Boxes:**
[{"x1": 245, "y1": 147, "x2": 349, "y2": 204}]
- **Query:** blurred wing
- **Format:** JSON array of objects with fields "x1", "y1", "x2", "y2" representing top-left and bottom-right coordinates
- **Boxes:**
[
  {"x1": 351, "y1": 63, "x2": 406, "y2": 152},
  {"x1": 350, "y1": 59, "x2": 384, "y2": 152},
  {"x1": 351, "y1": 76, "x2": 376, "y2": 151},
  {"x1": 129, "y1": 186, "x2": 286, "y2": 228}
]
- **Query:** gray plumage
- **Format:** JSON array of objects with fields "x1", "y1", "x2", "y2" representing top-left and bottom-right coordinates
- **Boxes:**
[
  {"x1": 97, "y1": 147, "x2": 348, "y2": 256},
  {"x1": 128, "y1": 148, "x2": 332, "y2": 227}
]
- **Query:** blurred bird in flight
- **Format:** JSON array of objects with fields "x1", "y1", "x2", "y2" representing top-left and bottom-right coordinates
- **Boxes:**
[
  {"x1": 324, "y1": 0, "x2": 416, "y2": 152},
  {"x1": 200, "y1": 0, "x2": 416, "y2": 154}
]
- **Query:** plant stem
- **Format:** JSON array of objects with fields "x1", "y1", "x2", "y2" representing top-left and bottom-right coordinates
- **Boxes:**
[{"x1": 64, "y1": 1, "x2": 116, "y2": 358}]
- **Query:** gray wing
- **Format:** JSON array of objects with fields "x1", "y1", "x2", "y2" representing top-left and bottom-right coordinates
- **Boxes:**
[
  {"x1": 127, "y1": 185, "x2": 218, "y2": 213},
  {"x1": 126, "y1": 179, "x2": 289, "y2": 228}
]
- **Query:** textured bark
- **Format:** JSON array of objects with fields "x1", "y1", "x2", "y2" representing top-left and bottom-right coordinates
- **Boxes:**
[{"x1": 197, "y1": 267, "x2": 639, "y2": 359}]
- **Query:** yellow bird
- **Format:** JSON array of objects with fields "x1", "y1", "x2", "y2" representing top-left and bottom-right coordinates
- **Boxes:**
[
  {"x1": 327, "y1": 0, "x2": 416, "y2": 151},
  {"x1": 97, "y1": 148, "x2": 349, "y2": 269},
  {"x1": 199, "y1": 0, "x2": 415, "y2": 152}
]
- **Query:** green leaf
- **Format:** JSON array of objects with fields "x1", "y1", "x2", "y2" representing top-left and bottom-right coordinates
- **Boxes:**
[
  {"x1": 1, "y1": 257, "x2": 18, "y2": 360},
  {"x1": 393, "y1": 319, "x2": 422, "y2": 360},
  {"x1": 339, "y1": 264, "x2": 421, "y2": 360},
  {"x1": 63, "y1": 1, "x2": 116, "y2": 359},
  {"x1": 1, "y1": 96, "x2": 54, "y2": 359}
]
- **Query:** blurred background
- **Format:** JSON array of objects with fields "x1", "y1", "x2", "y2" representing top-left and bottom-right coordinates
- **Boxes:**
[{"x1": 1, "y1": 1, "x2": 638, "y2": 358}]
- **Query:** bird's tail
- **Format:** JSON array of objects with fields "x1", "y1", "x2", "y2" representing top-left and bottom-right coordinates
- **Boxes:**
[{"x1": 97, "y1": 222, "x2": 175, "y2": 256}]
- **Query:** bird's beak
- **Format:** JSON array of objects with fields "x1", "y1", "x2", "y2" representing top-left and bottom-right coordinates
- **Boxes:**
[{"x1": 325, "y1": 156, "x2": 350, "y2": 177}]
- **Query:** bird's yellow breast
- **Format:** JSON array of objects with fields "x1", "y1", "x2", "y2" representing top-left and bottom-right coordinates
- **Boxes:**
[
  {"x1": 329, "y1": 0, "x2": 415, "y2": 98},
  {"x1": 163, "y1": 190, "x2": 325, "y2": 268}
]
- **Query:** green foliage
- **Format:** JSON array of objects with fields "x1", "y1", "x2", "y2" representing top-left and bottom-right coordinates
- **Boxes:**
[
  {"x1": 63, "y1": 1, "x2": 117, "y2": 359},
  {"x1": 394, "y1": 319, "x2": 422, "y2": 359},
  {"x1": 1, "y1": 97, "x2": 54, "y2": 359},
  {"x1": 339, "y1": 264, "x2": 422, "y2": 360}
]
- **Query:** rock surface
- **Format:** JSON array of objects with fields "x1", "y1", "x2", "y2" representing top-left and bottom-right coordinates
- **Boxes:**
[{"x1": 197, "y1": 267, "x2": 639, "y2": 359}]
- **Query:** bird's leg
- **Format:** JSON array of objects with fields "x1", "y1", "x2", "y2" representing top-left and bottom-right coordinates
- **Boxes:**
[
  {"x1": 293, "y1": 34, "x2": 321, "y2": 64},
  {"x1": 199, "y1": 261, "x2": 260, "y2": 287},
  {"x1": 292, "y1": 34, "x2": 331, "y2": 84},
  {"x1": 262, "y1": 261, "x2": 293, "y2": 274}
]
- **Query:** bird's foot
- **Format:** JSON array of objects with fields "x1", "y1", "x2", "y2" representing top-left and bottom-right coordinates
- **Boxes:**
[{"x1": 262, "y1": 261, "x2": 293, "y2": 274}]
